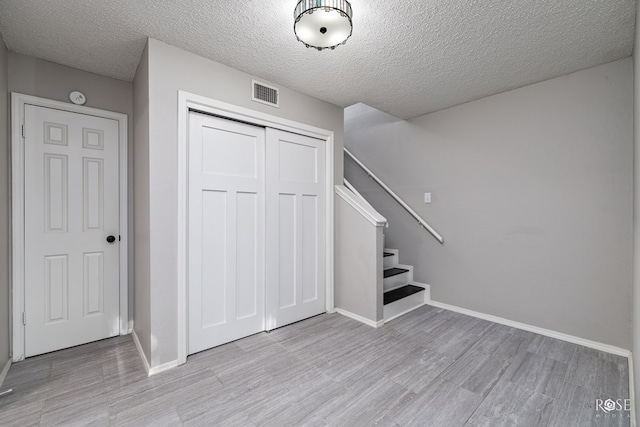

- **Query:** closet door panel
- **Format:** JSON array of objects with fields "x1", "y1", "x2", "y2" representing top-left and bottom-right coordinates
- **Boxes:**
[
  {"x1": 266, "y1": 128, "x2": 326, "y2": 330},
  {"x1": 188, "y1": 113, "x2": 265, "y2": 354}
]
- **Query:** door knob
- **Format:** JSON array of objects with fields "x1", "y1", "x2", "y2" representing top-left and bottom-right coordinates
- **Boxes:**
[{"x1": 106, "y1": 235, "x2": 116, "y2": 243}]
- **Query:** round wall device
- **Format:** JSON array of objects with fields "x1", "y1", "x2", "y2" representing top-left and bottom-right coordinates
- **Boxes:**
[{"x1": 69, "y1": 91, "x2": 86, "y2": 105}]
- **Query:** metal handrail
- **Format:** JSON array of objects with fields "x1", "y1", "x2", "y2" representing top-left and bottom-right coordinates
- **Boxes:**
[{"x1": 344, "y1": 148, "x2": 444, "y2": 244}]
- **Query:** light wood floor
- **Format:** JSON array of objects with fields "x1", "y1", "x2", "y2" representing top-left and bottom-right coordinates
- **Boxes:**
[{"x1": 0, "y1": 305, "x2": 630, "y2": 426}]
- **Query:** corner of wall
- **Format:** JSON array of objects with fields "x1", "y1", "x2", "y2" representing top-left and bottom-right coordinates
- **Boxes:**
[
  {"x1": 132, "y1": 39, "x2": 152, "y2": 362},
  {"x1": 632, "y1": 1, "x2": 640, "y2": 424},
  {"x1": 0, "y1": 34, "x2": 11, "y2": 384}
]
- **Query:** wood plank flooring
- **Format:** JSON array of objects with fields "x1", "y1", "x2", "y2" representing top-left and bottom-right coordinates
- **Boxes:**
[{"x1": 0, "y1": 305, "x2": 630, "y2": 426}]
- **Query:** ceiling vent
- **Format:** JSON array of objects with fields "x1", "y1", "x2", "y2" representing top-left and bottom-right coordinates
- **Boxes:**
[{"x1": 252, "y1": 80, "x2": 279, "y2": 108}]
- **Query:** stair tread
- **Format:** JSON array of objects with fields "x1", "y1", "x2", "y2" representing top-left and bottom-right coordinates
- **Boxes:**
[
  {"x1": 384, "y1": 267, "x2": 409, "y2": 278},
  {"x1": 384, "y1": 284, "x2": 425, "y2": 305},
  {"x1": 383, "y1": 252, "x2": 394, "y2": 257}
]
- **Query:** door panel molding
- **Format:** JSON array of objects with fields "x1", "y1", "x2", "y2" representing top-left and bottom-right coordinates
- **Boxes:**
[
  {"x1": 11, "y1": 93, "x2": 128, "y2": 361},
  {"x1": 177, "y1": 91, "x2": 335, "y2": 366}
]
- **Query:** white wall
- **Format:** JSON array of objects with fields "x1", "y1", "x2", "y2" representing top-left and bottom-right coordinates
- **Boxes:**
[
  {"x1": 0, "y1": 37, "x2": 10, "y2": 379},
  {"x1": 345, "y1": 58, "x2": 634, "y2": 349},
  {"x1": 135, "y1": 38, "x2": 344, "y2": 367},
  {"x1": 8, "y1": 53, "x2": 135, "y2": 326},
  {"x1": 133, "y1": 42, "x2": 151, "y2": 362}
]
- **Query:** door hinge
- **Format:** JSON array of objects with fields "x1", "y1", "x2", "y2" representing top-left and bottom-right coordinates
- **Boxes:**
[
  {"x1": 22, "y1": 312, "x2": 26, "y2": 326},
  {"x1": 21, "y1": 124, "x2": 25, "y2": 139}
]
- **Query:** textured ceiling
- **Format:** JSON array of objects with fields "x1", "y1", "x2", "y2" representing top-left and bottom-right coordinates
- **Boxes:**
[{"x1": 0, "y1": 0, "x2": 635, "y2": 119}]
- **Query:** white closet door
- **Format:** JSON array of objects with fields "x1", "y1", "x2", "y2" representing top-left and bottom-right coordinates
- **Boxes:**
[
  {"x1": 24, "y1": 105, "x2": 120, "y2": 357},
  {"x1": 188, "y1": 113, "x2": 265, "y2": 354},
  {"x1": 265, "y1": 128, "x2": 326, "y2": 330}
]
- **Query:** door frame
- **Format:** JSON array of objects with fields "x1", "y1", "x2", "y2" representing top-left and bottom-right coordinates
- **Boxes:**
[
  {"x1": 177, "y1": 91, "x2": 335, "y2": 365},
  {"x1": 11, "y1": 93, "x2": 129, "y2": 362}
]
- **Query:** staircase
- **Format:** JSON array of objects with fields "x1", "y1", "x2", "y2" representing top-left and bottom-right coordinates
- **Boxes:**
[
  {"x1": 336, "y1": 166, "x2": 441, "y2": 327},
  {"x1": 382, "y1": 249, "x2": 429, "y2": 322}
]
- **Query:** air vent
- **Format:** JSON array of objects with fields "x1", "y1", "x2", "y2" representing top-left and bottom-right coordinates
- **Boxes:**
[{"x1": 252, "y1": 80, "x2": 279, "y2": 108}]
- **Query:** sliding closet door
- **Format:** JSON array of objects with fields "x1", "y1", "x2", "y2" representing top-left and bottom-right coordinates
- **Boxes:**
[
  {"x1": 266, "y1": 128, "x2": 326, "y2": 330},
  {"x1": 188, "y1": 112, "x2": 265, "y2": 354}
]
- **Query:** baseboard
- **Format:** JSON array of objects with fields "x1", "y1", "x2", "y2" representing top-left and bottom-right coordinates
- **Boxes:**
[
  {"x1": 132, "y1": 330, "x2": 179, "y2": 377},
  {"x1": 131, "y1": 330, "x2": 151, "y2": 376},
  {"x1": 427, "y1": 299, "x2": 631, "y2": 358},
  {"x1": 336, "y1": 308, "x2": 384, "y2": 328},
  {"x1": 0, "y1": 359, "x2": 11, "y2": 388},
  {"x1": 148, "y1": 359, "x2": 179, "y2": 376}
]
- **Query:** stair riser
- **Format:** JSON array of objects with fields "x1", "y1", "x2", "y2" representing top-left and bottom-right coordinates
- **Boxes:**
[
  {"x1": 383, "y1": 249, "x2": 399, "y2": 269},
  {"x1": 383, "y1": 290, "x2": 425, "y2": 322},
  {"x1": 383, "y1": 271, "x2": 411, "y2": 291},
  {"x1": 383, "y1": 254, "x2": 397, "y2": 269}
]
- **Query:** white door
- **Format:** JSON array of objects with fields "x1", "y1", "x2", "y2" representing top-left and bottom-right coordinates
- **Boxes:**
[
  {"x1": 24, "y1": 105, "x2": 120, "y2": 357},
  {"x1": 265, "y1": 129, "x2": 325, "y2": 330},
  {"x1": 188, "y1": 113, "x2": 266, "y2": 354}
]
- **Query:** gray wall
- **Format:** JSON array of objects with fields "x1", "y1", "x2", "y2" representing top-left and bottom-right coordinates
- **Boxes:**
[
  {"x1": 633, "y1": 0, "x2": 640, "y2": 421},
  {"x1": 8, "y1": 53, "x2": 135, "y2": 327},
  {"x1": 133, "y1": 42, "x2": 151, "y2": 362},
  {"x1": 137, "y1": 38, "x2": 345, "y2": 367},
  {"x1": 0, "y1": 37, "x2": 10, "y2": 377},
  {"x1": 335, "y1": 191, "x2": 384, "y2": 323},
  {"x1": 345, "y1": 58, "x2": 634, "y2": 349}
]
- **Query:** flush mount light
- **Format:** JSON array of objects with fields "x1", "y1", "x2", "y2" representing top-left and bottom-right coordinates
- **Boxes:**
[{"x1": 294, "y1": 0, "x2": 353, "y2": 51}]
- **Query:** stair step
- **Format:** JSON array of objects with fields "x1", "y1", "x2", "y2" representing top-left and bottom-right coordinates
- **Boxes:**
[
  {"x1": 384, "y1": 284, "x2": 425, "y2": 305},
  {"x1": 383, "y1": 252, "x2": 393, "y2": 257},
  {"x1": 383, "y1": 267, "x2": 409, "y2": 278}
]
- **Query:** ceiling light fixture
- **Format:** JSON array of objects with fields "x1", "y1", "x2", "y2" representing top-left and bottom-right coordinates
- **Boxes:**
[{"x1": 294, "y1": 0, "x2": 353, "y2": 51}]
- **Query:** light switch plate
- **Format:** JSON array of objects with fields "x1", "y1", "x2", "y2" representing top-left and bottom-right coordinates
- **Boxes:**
[{"x1": 424, "y1": 192, "x2": 432, "y2": 204}]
